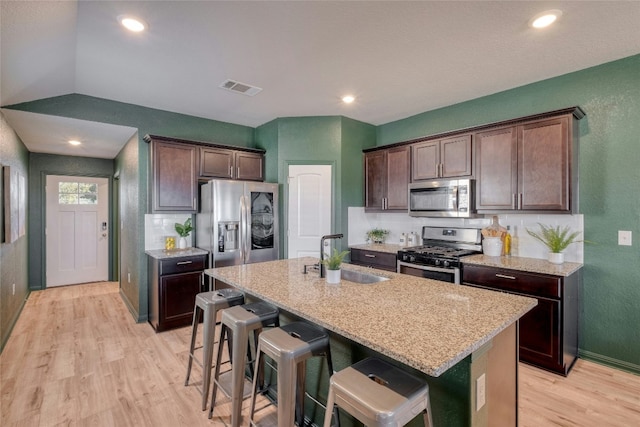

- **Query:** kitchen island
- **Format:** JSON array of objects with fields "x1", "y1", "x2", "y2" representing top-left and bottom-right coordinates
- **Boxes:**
[{"x1": 206, "y1": 257, "x2": 536, "y2": 426}]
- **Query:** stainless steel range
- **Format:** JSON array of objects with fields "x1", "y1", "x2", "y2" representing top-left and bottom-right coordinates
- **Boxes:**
[{"x1": 397, "y1": 226, "x2": 482, "y2": 284}]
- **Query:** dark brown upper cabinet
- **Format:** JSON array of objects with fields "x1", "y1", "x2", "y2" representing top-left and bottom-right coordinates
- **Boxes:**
[
  {"x1": 200, "y1": 147, "x2": 264, "y2": 181},
  {"x1": 475, "y1": 113, "x2": 580, "y2": 213},
  {"x1": 149, "y1": 139, "x2": 198, "y2": 213},
  {"x1": 364, "y1": 145, "x2": 410, "y2": 211},
  {"x1": 145, "y1": 134, "x2": 265, "y2": 213},
  {"x1": 411, "y1": 134, "x2": 472, "y2": 181}
]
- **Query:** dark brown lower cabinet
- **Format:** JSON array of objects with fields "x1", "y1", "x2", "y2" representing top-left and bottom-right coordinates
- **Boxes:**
[
  {"x1": 350, "y1": 248, "x2": 397, "y2": 272},
  {"x1": 148, "y1": 254, "x2": 207, "y2": 332},
  {"x1": 462, "y1": 263, "x2": 580, "y2": 376}
]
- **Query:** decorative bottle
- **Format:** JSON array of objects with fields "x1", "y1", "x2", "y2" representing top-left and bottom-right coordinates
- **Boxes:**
[{"x1": 503, "y1": 226, "x2": 512, "y2": 256}]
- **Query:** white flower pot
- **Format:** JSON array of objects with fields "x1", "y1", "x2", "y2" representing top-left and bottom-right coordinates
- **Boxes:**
[
  {"x1": 326, "y1": 269, "x2": 341, "y2": 284},
  {"x1": 178, "y1": 237, "x2": 188, "y2": 249},
  {"x1": 548, "y1": 252, "x2": 564, "y2": 264}
]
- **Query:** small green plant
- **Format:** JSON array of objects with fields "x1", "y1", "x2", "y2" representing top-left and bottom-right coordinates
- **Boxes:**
[
  {"x1": 526, "y1": 223, "x2": 582, "y2": 253},
  {"x1": 175, "y1": 218, "x2": 193, "y2": 238},
  {"x1": 321, "y1": 248, "x2": 350, "y2": 270},
  {"x1": 366, "y1": 228, "x2": 389, "y2": 243}
]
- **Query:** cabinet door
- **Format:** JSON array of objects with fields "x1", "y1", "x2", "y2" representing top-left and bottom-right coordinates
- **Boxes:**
[
  {"x1": 159, "y1": 271, "x2": 202, "y2": 330},
  {"x1": 411, "y1": 140, "x2": 440, "y2": 181},
  {"x1": 475, "y1": 127, "x2": 518, "y2": 210},
  {"x1": 235, "y1": 151, "x2": 264, "y2": 181},
  {"x1": 441, "y1": 134, "x2": 472, "y2": 178},
  {"x1": 200, "y1": 147, "x2": 234, "y2": 179},
  {"x1": 518, "y1": 117, "x2": 570, "y2": 211},
  {"x1": 364, "y1": 151, "x2": 387, "y2": 211},
  {"x1": 519, "y1": 297, "x2": 562, "y2": 372},
  {"x1": 152, "y1": 141, "x2": 198, "y2": 212},
  {"x1": 385, "y1": 146, "x2": 410, "y2": 210}
]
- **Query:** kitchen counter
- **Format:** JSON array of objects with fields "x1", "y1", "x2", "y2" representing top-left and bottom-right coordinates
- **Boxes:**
[
  {"x1": 349, "y1": 243, "x2": 402, "y2": 254},
  {"x1": 145, "y1": 247, "x2": 208, "y2": 260},
  {"x1": 463, "y1": 254, "x2": 582, "y2": 277},
  {"x1": 205, "y1": 257, "x2": 536, "y2": 377}
]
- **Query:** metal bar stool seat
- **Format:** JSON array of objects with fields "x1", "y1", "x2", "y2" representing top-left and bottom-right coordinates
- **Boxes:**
[
  {"x1": 209, "y1": 301, "x2": 280, "y2": 427},
  {"x1": 185, "y1": 289, "x2": 244, "y2": 410},
  {"x1": 322, "y1": 357, "x2": 433, "y2": 427},
  {"x1": 249, "y1": 321, "x2": 340, "y2": 427}
]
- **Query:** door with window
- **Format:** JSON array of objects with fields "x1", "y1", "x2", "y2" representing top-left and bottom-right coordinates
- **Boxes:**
[{"x1": 46, "y1": 175, "x2": 109, "y2": 287}]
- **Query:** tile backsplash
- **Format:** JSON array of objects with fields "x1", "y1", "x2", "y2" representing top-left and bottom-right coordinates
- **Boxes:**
[
  {"x1": 145, "y1": 214, "x2": 193, "y2": 250},
  {"x1": 348, "y1": 207, "x2": 584, "y2": 263}
]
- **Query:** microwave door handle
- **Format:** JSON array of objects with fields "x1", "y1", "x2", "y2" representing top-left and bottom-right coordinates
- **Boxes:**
[{"x1": 452, "y1": 185, "x2": 458, "y2": 211}]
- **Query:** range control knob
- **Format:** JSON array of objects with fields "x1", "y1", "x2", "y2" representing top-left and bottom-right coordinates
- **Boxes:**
[
  {"x1": 443, "y1": 260, "x2": 451, "y2": 268},
  {"x1": 409, "y1": 255, "x2": 416, "y2": 263},
  {"x1": 434, "y1": 259, "x2": 441, "y2": 266}
]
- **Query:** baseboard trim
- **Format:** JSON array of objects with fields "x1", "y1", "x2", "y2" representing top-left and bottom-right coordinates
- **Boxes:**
[
  {"x1": 118, "y1": 288, "x2": 147, "y2": 323},
  {"x1": 579, "y1": 349, "x2": 640, "y2": 375},
  {"x1": 0, "y1": 293, "x2": 29, "y2": 354}
]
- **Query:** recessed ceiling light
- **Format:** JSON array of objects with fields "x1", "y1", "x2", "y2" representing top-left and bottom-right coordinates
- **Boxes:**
[
  {"x1": 118, "y1": 15, "x2": 147, "y2": 32},
  {"x1": 68, "y1": 140, "x2": 81, "y2": 146},
  {"x1": 529, "y1": 10, "x2": 562, "y2": 29},
  {"x1": 342, "y1": 95, "x2": 355, "y2": 104}
]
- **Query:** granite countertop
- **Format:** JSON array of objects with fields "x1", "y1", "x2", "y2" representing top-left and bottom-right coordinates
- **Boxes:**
[
  {"x1": 205, "y1": 257, "x2": 536, "y2": 377},
  {"x1": 146, "y1": 247, "x2": 208, "y2": 260},
  {"x1": 349, "y1": 243, "x2": 402, "y2": 254},
  {"x1": 463, "y1": 254, "x2": 583, "y2": 277}
]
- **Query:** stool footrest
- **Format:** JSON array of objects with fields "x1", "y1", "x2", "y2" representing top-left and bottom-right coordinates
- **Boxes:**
[{"x1": 214, "y1": 370, "x2": 254, "y2": 400}]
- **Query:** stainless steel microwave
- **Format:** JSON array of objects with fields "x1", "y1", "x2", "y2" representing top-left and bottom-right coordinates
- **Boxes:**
[{"x1": 408, "y1": 178, "x2": 476, "y2": 218}]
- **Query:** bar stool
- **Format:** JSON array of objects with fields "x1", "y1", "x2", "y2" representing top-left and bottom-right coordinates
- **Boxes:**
[
  {"x1": 248, "y1": 321, "x2": 340, "y2": 427},
  {"x1": 209, "y1": 301, "x2": 280, "y2": 427},
  {"x1": 185, "y1": 289, "x2": 244, "y2": 410},
  {"x1": 322, "y1": 357, "x2": 433, "y2": 427}
]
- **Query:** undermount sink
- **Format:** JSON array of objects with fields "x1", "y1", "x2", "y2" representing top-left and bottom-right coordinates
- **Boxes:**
[{"x1": 340, "y1": 269, "x2": 390, "y2": 284}]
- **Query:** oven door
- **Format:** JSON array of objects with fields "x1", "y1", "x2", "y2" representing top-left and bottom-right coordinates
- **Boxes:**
[{"x1": 397, "y1": 260, "x2": 460, "y2": 284}]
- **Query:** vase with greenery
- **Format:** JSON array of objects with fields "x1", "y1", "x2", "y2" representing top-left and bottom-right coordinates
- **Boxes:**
[
  {"x1": 321, "y1": 248, "x2": 349, "y2": 284},
  {"x1": 526, "y1": 223, "x2": 582, "y2": 264},
  {"x1": 175, "y1": 218, "x2": 193, "y2": 249},
  {"x1": 366, "y1": 228, "x2": 389, "y2": 244}
]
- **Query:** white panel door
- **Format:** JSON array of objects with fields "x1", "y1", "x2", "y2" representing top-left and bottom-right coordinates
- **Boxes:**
[
  {"x1": 46, "y1": 175, "x2": 109, "y2": 287},
  {"x1": 287, "y1": 165, "x2": 332, "y2": 259}
]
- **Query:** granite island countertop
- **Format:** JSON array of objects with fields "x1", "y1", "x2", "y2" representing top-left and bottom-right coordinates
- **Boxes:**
[
  {"x1": 462, "y1": 254, "x2": 583, "y2": 277},
  {"x1": 205, "y1": 257, "x2": 536, "y2": 377}
]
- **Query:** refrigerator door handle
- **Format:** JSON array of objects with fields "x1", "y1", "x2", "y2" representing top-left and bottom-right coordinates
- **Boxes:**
[
  {"x1": 240, "y1": 195, "x2": 246, "y2": 264},
  {"x1": 244, "y1": 194, "x2": 251, "y2": 264}
]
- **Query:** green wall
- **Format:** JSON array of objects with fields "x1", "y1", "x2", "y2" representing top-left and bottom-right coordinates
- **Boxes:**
[
  {"x1": 0, "y1": 112, "x2": 30, "y2": 351},
  {"x1": 376, "y1": 54, "x2": 640, "y2": 372},
  {"x1": 5, "y1": 94, "x2": 255, "y2": 322},
  {"x1": 255, "y1": 116, "x2": 375, "y2": 257}
]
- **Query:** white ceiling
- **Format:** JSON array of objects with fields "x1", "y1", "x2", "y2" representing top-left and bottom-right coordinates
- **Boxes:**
[{"x1": 2, "y1": 1, "x2": 640, "y2": 158}]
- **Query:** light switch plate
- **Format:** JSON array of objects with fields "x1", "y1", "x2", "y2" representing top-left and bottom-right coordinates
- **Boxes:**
[{"x1": 618, "y1": 230, "x2": 632, "y2": 246}]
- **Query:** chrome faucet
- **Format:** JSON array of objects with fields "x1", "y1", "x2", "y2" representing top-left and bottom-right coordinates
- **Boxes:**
[{"x1": 320, "y1": 234, "x2": 344, "y2": 278}]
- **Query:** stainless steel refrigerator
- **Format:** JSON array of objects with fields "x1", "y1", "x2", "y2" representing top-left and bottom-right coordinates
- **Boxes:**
[{"x1": 196, "y1": 180, "x2": 279, "y2": 288}]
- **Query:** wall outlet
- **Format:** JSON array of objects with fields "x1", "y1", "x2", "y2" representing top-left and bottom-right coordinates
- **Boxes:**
[
  {"x1": 12, "y1": 283, "x2": 16, "y2": 296},
  {"x1": 476, "y1": 373, "x2": 486, "y2": 411},
  {"x1": 618, "y1": 230, "x2": 632, "y2": 246}
]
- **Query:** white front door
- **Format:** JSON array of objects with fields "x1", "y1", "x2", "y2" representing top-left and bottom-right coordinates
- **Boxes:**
[
  {"x1": 287, "y1": 165, "x2": 332, "y2": 258},
  {"x1": 46, "y1": 175, "x2": 109, "y2": 287}
]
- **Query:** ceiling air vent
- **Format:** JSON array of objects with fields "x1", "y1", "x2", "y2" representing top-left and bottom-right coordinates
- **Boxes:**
[{"x1": 219, "y1": 79, "x2": 262, "y2": 96}]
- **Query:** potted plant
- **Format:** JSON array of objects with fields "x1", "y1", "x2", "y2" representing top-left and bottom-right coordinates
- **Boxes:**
[
  {"x1": 526, "y1": 223, "x2": 582, "y2": 264},
  {"x1": 321, "y1": 248, "x2": 349, "y2": 284},
  {"x1": 174, "y1": 218, "x2": 193, "y2": 249},
  {"x1": 366, "y1": 228, "x2": 389, "y2": 244}
]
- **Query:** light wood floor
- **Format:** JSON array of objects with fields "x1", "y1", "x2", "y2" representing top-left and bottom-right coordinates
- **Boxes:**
[{"x1": 1, "y1": 282, "x2": 639, "y2": 426}]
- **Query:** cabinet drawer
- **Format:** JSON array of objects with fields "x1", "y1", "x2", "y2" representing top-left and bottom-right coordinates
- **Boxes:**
[
  {"x1": 462, "y1": 264, "x2": 561, "y2": 299},
  {"x1": 159, "y1": 256, "x2": 207, "y2": 275},
  {"x1": 350, "y1": 249, "x2": 397, "y2": 271}
]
